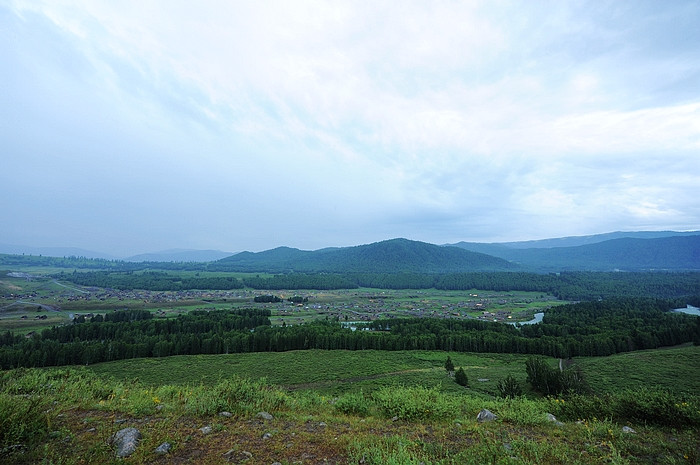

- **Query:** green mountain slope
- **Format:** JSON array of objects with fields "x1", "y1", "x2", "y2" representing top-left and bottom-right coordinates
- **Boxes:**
[
  {"x1": 212, "y1": 238, "x2": 517, "y2": 273},
  {"x1": 453, "y1": 235, "x2": 700, "y2": 271}
]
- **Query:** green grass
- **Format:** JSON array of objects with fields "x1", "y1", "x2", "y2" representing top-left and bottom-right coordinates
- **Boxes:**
[
  {"x1": 577, "y1": 344, "x2": 700, "y2": 395},
  {"x1": 1, "y1": 366, "x2": 697, "y2": 464},
  {"x1": 83, "y1": 346, "x2": 700, "y2": 399},
  {"x1": 84, "y1": 350, "x2": 536, "y2": 396}
]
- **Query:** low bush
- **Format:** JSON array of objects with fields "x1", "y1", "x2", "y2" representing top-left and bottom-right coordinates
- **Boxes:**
[
  {"x1": 334, "y1": 391, "x2": 370, "y2": 416},
  {"x1": 0, "y1": 392, "x2": 54, "y2": 449},
  {"x1": 550, "y1": 388, "x2": 700, "y2": 427},
  {"x1": 373, "y1": 386, "x2": 459, "y2": 421}
]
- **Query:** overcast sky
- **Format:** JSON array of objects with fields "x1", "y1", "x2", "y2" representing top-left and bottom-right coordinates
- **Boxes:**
[{"x1": 2, "y1": 1, "x2": 699, "y2": 257}]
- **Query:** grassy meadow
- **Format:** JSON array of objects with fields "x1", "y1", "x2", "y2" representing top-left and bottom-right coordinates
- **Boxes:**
[
  {"x1": 1, "y1": 348, "x2": 699, "y2": 464},
  {"x1": 83, "y1": 345, "x2": 700, "y2": 398}
]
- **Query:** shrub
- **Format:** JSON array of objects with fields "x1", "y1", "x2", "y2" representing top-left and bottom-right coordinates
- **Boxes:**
[
  {"x1": 497, "y1": 375, "x2": 523, "y2": 398},
  {"x1": 549, "y1": 388, "x2": 700, "y2": 428},
  {"x1": 373, "y1": 386, "x2": 458, "y2": 421},
  {"x1": 334, "y1": 391, "x2": 370, "y2": 416},
  {"x1": 0, "y1": 392, "x2": 54, "y2": 449}
]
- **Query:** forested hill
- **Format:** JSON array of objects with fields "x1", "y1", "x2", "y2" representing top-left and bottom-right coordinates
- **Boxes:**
[
  {"x1": 452, "y1": 235, "x2": 700, "y2": 271},
  {"x1": 210, "y1": 238, "x2": 517, "y2": 273}
]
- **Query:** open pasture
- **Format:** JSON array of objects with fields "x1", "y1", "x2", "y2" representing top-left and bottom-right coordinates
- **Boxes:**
[{"x1": 84, "y1": 345, "x2": 700, "y2": 398}]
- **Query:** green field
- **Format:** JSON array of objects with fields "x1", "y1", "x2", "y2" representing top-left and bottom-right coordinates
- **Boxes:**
[
  {"x1": 84, "y1": 345, "x2": 700, "y2": 398},
  {"x1": 1, "y1": 269, "x2": 566, "y2": 334},
  {"x1": 3, "y1": 347, "x2": 698, "y2": 464}
]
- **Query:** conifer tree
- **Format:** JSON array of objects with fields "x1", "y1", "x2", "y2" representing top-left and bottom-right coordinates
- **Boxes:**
[
  {"x1": 455, "y1": 367, "x2": 469, "y2": 387},
  {"x1": 444, "y1": 356, "x2": 454, "y2": 372}
]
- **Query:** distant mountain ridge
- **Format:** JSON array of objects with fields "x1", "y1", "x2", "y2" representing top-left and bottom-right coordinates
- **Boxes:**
[
  {"x1": 211, "y1": 238, "x2": 517, "y2": 273},
  {"x1": 4, "y1": 231, "x2": 698, "y2": 272},
  {"x1": 450, "y1": 234, "x2": 700, "y2": 271},
  {"x1": 124, "y1": 249, "x2": 233, "y2": 262},
  {"x1": 448, "y1": 230, "x2": 700, "y2": 250}
]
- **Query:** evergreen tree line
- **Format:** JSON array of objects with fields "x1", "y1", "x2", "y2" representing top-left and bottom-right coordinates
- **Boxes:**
[
  {"x1": 1, "y1": 298, "x2": 698, "y2": 369},
  {"x1": 56, "y1": 270, "x2": 700, "y2": 301}
]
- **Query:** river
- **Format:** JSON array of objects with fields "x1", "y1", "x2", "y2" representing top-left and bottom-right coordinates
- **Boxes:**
[
  {"x1": 508, "y1": 312, "x2": 544, "y2": 326},
  {"x1": 673, "y1": 305, "x2": 700, "y2": 316}
]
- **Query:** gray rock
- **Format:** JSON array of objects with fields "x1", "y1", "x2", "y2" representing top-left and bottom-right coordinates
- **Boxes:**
[
  {"x1": 220, "y1": 411, "x2": 233, "y2": 417},
  {"x1": 154, "y1": 442, "x2": 171, "y2": 455},
  {"x1": 110, "y1": 427, "x2": 141, "y2": 458},
  {"x1": 262, "y1": 432, "x2": 273, "y2": 440},
  {"x1": 223, "y1": 449, "x2": 253, "y2": 461},
  {"x1": 622, "y1": 426, "x2": 637, "y2": 434},
  {"x1": 256, "y1": 411, "x2": 274, "y2": 421},
  {"x1": 546, "y1": 413, "x2": 564, "y2": 426},
  {"x1": 476, "y1": 409, "x2": 498, "y2": 423},
  {"x1": 391, "y1": 415, "x2": 399, "y2": 422},
  {"x1": 199, "y1": 425, "x2": 213, "y2": 435}
]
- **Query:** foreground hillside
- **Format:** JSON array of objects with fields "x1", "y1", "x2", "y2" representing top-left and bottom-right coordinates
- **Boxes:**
[
  {"x1": 2, "y1": 347, "x2": 698, "y2": 464},
  {"x1": 2, "y1": 367, "x2": 698, "y2": 464}
]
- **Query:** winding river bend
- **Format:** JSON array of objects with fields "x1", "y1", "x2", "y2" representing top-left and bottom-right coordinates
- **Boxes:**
[{"x1": 509, "y1": 312, "x2": 544, "y2": 326}]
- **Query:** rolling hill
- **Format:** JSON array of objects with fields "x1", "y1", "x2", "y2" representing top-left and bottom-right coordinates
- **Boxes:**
[{"x1": 211, "y1": 238, "x2": 517, "y2": 273}]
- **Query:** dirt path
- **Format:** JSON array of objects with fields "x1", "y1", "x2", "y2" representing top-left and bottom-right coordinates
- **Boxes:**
[{"x1": 52, "y1": 279, "x2": 90, "y2": 294}]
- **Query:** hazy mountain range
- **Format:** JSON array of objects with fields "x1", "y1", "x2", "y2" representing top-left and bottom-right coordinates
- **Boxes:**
[
  {"x1": 210, "y1": 233, "x2": 700, "y2": 273},
  {"x1": 2, "y1": 231, "x2": 699, "y2": 272}
]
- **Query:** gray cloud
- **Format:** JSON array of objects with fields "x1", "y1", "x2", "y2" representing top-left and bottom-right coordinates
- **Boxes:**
[{"x1": 2, "y1": 1, "x2": 699, "y2": 256}]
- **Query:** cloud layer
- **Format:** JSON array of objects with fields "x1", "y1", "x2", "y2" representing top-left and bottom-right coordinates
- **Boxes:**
[{"x1": 2, "y1": 1, "x2": 699, "y2": 255}]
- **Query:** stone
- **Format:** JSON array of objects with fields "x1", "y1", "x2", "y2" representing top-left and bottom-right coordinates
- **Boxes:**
[
  {"x1": 220, "y1": 411, "x2": 233, "y2": 417},
  {"x1": 110, "y1": 427, "x2": 141, "y2": 458},
  {"x1": 476, "y1": 409, "x2": 498, "y2": 423},
  {"x1": 262, "y1": 432, "x2": 273, "y2": 440},
  {"x1": 622, "y1": 426, "x2": 637, "y2": 434},
  {"x1": 223, "y1": 449, "x2": 252, "y2": 462},
  {"x1": 154, "y1": 442, "x2": 171, "y2": 455},
  {"x1": 257, "y1": 411, "x2": 274, "y2": 420},
  {"x1": 546, "y1": 413, "x2": 564, "y2": 426},
  {"x1": 199, "y1": 425, "x2": 213, "y2": 435}
]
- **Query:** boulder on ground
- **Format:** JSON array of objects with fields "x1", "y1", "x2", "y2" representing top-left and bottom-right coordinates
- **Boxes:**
[
  {"x1": 109, "y1": 427, "x2": 141, "y2": 458},
  {"x1": 546, "y1": 413, "x2": 564, "y2": 426},
  {"x1": 154, "y1": 442, "x2": 171, "y2": 455},
  {"x1": 256, "y1": 411, "x2": 274, "y2": 421},
  {"x1": 477, "y1": 409, "x2": 498, "y2": 423}
]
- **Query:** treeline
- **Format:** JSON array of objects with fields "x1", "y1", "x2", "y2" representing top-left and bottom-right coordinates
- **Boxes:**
[
  {"x1": 1, "y1": 298, "x2": 698, "y2": 369},
  {"x1": 0, "y1": 309, "x2": 270, "y2": 368},
  {"x1": 0, "y1": 254, "x2": 204, "y2": 271},
  {"x1": 56, "y1": 270, "x2": 700, "y2": 301}
]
